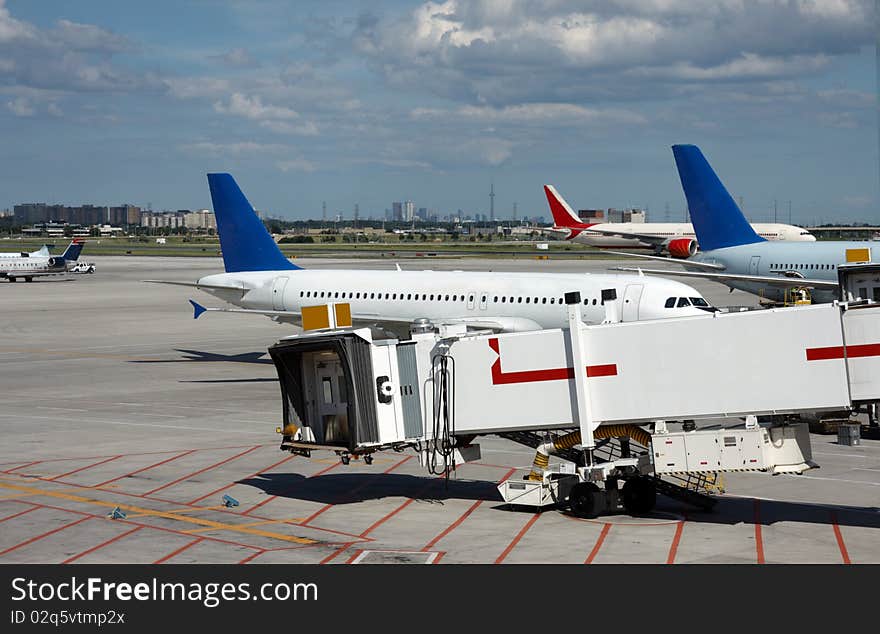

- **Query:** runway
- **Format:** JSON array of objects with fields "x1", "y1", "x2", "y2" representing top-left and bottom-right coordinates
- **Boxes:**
[{"x1": 1, "y1": 256, "x2": 877, "y2": 564}]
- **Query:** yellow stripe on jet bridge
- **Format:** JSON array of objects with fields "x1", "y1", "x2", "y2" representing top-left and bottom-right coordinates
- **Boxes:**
[
  {"x1": 846, "y1": 248, "x2": 871, "y2": 263},
  {"x1": 301, "y1": 305, "x2": 331, "y2": 331},
  {"x1": 334, "y1": 303, "x2": 352, "y2": 327}
]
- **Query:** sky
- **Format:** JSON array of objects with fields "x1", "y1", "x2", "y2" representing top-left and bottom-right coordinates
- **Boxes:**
[{"x1": 1, "y1": 0, "x2": 878, "y2": 225}]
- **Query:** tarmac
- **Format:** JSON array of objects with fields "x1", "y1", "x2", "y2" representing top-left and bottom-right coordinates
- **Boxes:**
[{"x1": 0, "y1": 255, "x2": 878, "y2": 564}]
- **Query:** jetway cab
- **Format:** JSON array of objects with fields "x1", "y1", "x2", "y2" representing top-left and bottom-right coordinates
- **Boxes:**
[
  {"x1": 839, "y1": 262, "x2": 880, "y2": 303},
  {"x1": 269, "y1": 332, "x2": 423, "y2": 464}
]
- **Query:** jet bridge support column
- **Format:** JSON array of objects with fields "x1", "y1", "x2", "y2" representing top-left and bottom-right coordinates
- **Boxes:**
[{"x1": 566, "y1": 291, "x2": 596, "y2": 466}]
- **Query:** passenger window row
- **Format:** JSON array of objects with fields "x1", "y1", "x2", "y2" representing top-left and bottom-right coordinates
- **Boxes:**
[
  {"x1": 296, "y1": 290, "x2": 600, "y2": 306},
  {"x1": 771, "y1": 263, "x2": 835, "y2": 271}
]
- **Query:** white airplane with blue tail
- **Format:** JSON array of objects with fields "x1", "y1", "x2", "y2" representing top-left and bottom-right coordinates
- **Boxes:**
[
  {"x1": 147, "y1": 173, "x2": 718, "y2": 332},
  {"x1": 612, "y1": 144, "x2": 880, "y2": 304}
]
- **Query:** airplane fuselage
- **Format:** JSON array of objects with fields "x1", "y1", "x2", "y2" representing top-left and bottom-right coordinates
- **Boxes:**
[
  {"x1": 690, "y1": 241, "x2": 880, "y2": 303},
  {"x1": 561, "y1": 222, "x2": 814, "y2": 249},
  {"x1": 0, "y1": 256, "x2": 67, "y2": 281},
  {"x1": 197, "y1": 268, "x2": 715, "y2": 329}
]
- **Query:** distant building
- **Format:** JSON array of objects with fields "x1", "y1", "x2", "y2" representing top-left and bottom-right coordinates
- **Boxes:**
[
  {"x1": 184, "y1": 209, "x2": 216, "y2": 231},
  {"x1": 607, "y1": 208, "x2": 645, "y2": 223},
  {"x1": 403, "y1": 200, "x2": 414, "y2": 222},
  {"x1": 392, "y1": 202, "x2": 403, "y2": 221},
  {"x1": 108, "y1": 204, "x2": 141, "y2": 226},
  {"x1": 15, "y1": 203, "x2": 140, "y2": 226},
  {"x1": 578, "y1": 209, "x2": 604, "y2": 221}
]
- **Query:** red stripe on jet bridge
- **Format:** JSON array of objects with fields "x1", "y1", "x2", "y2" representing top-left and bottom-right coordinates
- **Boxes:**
[
  {"x1": 488, "y1": 338, "x2": 617, "y2": 385},
  {"x1": 806, "y1": 343, "x2": 880, "y2": 361}
]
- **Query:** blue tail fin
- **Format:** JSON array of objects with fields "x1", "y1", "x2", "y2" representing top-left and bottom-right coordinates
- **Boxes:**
[
  {"x1": 671, "y1": 145, "x2": 765, "y2": 251},
  {"x1": 207, "y1": 173, "x2": 300, "y2": 273},
  {"x1": 61, "y1": 239, "x2": 84, "y2": 261}
]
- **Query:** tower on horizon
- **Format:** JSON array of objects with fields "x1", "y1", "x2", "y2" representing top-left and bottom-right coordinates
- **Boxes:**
[{"x1": 490, "y1": 183, "x2": 495, "y2": 222}]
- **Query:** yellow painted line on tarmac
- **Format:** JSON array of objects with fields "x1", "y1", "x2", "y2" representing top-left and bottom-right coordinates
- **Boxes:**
[
  {"x1": 0, "y1": 481, "x2": 315, "y2": 546},
  {"x1": 182, "y1": 517, "x2": 306, "y2": 534},
  {"x1": 125, "y1": 505, "x2": 226, "y2": 518}
]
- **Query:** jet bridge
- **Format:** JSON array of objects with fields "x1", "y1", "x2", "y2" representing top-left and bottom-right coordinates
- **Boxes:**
[{"x1": 268, "y1": 296, "x2": 880, "y2": 516}]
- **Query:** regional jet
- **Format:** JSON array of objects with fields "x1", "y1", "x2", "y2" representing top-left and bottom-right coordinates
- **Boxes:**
[
  {"x1": 544, "y1": 184, "x2": 814, "y2": 258},
  {"x1": 147, "y1": 174, "x2": 716, "y2": 332},
  {"x1": 0, "y1": 244, "x2": 51, "y2": 258},
  {"x1": 612, "y1": 145, "x2": 880, "y2": 304},
  {"x1": 0, "y1": 239, "x2": 85, "y2": 282}
]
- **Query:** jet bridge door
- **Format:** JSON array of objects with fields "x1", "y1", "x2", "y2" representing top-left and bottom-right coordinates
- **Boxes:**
[
  {"x1": 622, "y1": 284, "x2": 643, "y2": 321},
  {"x1": 311, "y1": 356, "x2": 350, "y2": 444},
  {"x1": 272, "y1": 276, "x2": 289, "y2": 310}
]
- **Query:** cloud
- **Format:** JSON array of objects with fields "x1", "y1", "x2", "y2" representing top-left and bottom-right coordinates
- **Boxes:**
[
  {"x1": 353, "y1": 0, "x2": 874, "y2": 105},
  {"x1": 214, "y1": 47, "x2": 260, "y2": 68},
  {"x1": 0, "y1": 1, "x2": 155, "y2": 96},
  {"x1": 6, "y1": 96, "x2": 32, "y2": 116},
  {"x1": 412, "y1": 102, "x2": 646, "y2": 125},
  {"x1": 214, "y1": 92, "x2": 300, "y2": 120},
  {"x1": 165, "y1": 77, "x2": 231, "y2": 100},
  {"x1": 259, "y1": 119, "x2": 319, "y2": 136},
  {"x1": 276, "y1": 158, "x2": 316, "y2": 172},
  {"x1": 179, "y1": 141, "x2": 288, "y2": 156}
]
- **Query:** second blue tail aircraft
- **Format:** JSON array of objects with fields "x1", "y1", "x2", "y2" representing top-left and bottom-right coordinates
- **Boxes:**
[{"x1": 614, "y1": 144, "x2": 880, "y2": 304}]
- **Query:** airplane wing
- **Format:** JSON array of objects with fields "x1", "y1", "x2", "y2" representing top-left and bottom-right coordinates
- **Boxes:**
[
  {"x1": 144, "y1": 279, "x2": 248, "y2": 292},
  {"x1": 577, "y1": 226, "x2": 668, "y2": 247},
  {"x1": 609, "y1": 266, "x2": 839, "y2": 289},
  {"x1": 187, "y1": 300, "x2": 542, "y2": 333},
  {"x1": 603, "y1": 251, "x2": 726, "y2": 270}
]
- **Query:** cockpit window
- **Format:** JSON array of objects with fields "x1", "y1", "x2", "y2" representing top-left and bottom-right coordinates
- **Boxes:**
[
  {"x1": 677, "y1": 297, "x2": 691, "y2": 307},
  {"x1": 664, "y1": 297, "x2": 676, "y2": 308},
  {"x1": 690, "y1": 297, "x2": 709, "y2": 307}
]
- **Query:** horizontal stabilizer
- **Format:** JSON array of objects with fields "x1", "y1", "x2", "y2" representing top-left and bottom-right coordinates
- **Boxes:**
[{"x1": 189, "y1": 299, "x2": 207, "y2": 319}]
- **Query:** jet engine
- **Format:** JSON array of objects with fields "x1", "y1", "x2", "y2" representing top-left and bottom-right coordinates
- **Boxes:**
[
  {"x1": 666, "y1": 237, "x2": 697, "y2": 259},
  {"x1": 47, "y1": 257, "x2": 64, "y2": 268}
]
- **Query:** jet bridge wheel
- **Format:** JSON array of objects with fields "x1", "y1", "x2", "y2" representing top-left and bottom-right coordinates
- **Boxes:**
[
  {"x1": 622, "y1": 477, "x2": 657, "y2": 515},
  {"x1": 568, "y1": 482, "x2": 601, "y2": 518}
]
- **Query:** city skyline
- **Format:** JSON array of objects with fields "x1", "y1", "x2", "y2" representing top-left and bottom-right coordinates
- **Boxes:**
[{"x1": 0, "y1": 1, "x2": 878, "y2": 225}]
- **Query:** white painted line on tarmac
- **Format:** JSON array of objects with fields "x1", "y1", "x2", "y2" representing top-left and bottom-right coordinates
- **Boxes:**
[
  {"x1": 792, "y1": 474, "x2": 880, "y2": 487},
  {"x1": 0, "y1": 412, "x2": 267, "y2": 435}
]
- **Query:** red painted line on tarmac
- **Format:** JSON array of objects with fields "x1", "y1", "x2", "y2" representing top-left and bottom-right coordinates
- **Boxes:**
[
  {"x1": 243, "y1": 459, "x2": 343, "y2": 517},
  {"x1": 432, "y1": 552, "x2": 446, "y2": 564},
  {"x1": 831, "y1": 511, "x2": 851, "y2": 564},
  {"x1": 0, "y1": 506, "x2": 39, "y2": 524},
  {"x1": 63, "y1": 527, "x2": 142, "y2": 564},
  {"x1": 345, "y1": 549, "x2": 364, "y2": 564},
  {"x1": 495, "y1": 513, "x2": 540, "y2": 564},
  {"x1": 3, "y1": 460, "x2": 43, "y2": 474},
  {"x1": 319, "y1": 542, "x2": 355, "y2": 565},
  {"x1": 239, "y1": 550, "x2": 265, "y2": 564},
  {"x1": 189, "y1": 454, "x2": 296, "y2": 505},
  {"x1": 299, "y1": 456, "x2": 412, "y2": 527},
  {"x1": 94, "y1": 450, "x2": 197, "y2": 488},
  {"x1": 0, "y1": 516, "x2": 91, "y2": 557},
  {"x1": 359, "y1": 472, "x2": 436, "y2": 538},
  {"x1": 422, "y1": 500, "x2": 483, "y2": 552},
  {"x1": 422, "y1": 468, "x2": 516, "y2": 552},
  {"x1": 753, "y1": 499, "x2": 765, "y2": 564},
  {"x1": 143, "y1": 445, "x2": 262, "y2": 496},
  {"x1": 154, "y1": 538, "x2": 204, "y2": 564},
  {"x1": 667, "y1": 521, "x2": 684, "y2": 564},
  {"x1": 585, "y1": 523, "x2": 612, "y2": 564},
  {"x1": 47, "y1": 455, "x2": 124, "y2": 481}
]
